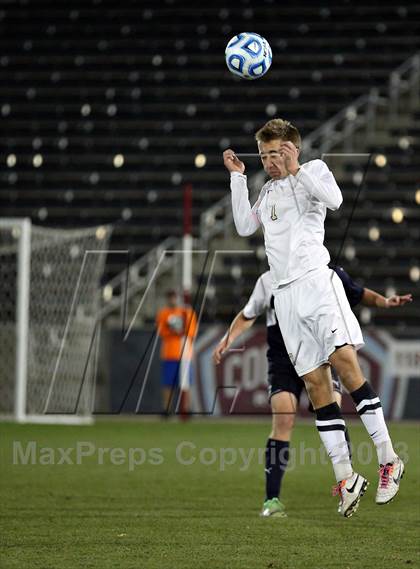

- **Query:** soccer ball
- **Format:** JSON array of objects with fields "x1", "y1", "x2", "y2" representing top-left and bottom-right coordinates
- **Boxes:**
[{"x1": 225, "y1": 32, "x2": 272, "y2": 80}]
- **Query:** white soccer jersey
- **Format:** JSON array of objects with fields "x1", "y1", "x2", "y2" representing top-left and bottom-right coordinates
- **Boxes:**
[
  {"x1": 230, "y1": 159, "x2": 343, "y2": 287},
  {"x1": 242, "y1": 270, "x2": 276, "y2": 326}
]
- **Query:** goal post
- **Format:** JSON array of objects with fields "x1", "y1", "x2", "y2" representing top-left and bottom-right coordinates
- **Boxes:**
[
  {"x1": 15, "y1": 218, "x2": 31, "y2": 422},
  {"x1": 0, "y1": 218, "x2": 112, "y2": 424}
]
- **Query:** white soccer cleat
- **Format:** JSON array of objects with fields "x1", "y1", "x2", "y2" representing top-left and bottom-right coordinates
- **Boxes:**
[
  {"x1": 376, "y1": 457, "x2": 405, "y2": 505},
  {"x1": 333, "y1": 472, "x2": 369, "y2": 518}
]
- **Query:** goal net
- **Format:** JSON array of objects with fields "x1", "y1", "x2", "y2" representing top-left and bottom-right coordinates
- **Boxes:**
[{"x1": 0, "y1": 219, "x2": 112, "y2": 424}]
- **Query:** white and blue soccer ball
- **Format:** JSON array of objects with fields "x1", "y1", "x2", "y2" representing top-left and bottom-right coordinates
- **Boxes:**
[{"x1": 225, "y1": 32, "x2": 272, "y2": 80}]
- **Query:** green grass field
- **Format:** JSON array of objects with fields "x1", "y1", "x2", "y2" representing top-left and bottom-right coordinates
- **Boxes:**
[{"x1": 1, "y1": 419, "x2": 419, "y2": 569}]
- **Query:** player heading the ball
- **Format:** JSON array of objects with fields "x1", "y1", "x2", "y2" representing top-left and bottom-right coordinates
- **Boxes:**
[{"x1": 223, "y1": 118, "x2": 404, "y2": 517}]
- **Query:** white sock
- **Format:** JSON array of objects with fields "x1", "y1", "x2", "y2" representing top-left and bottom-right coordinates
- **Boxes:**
[
  {"x1": 316, "y1": 404, "x2": 353, "y2": 482},
  {"x1": 357, "y1": 402, "x2": 397, "y2": 465},
  {"x1": 351, "y1": 382, "x2": 397, "y2": 465}
]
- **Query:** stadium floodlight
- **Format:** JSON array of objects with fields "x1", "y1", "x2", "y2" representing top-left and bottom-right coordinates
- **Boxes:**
[{"x1": 0, "y1": 218, "x2": 111, "y2": 424}]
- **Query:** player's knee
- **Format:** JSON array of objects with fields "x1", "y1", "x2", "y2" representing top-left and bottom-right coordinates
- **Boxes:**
[
  {"x1": 303, "y1": 366, "x2": 330, "y2": 390},
  {"x1": 331, "y1": 352, "x2": 362, "y2": 386},
  {"x1": 336, "y1": 368, "x2": 353, "y2": 386},
  {"x1": 304, "y1": 375, "x2": 320, "y2": 390},
  {"x1": 272, "y1": 413, "x2": 295, "y2": 437}
]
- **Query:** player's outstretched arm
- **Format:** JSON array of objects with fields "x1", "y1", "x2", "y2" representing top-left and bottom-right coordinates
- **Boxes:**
[
  {"x1": 224, "y1": 149, "x2": 261, "y2": 236},
  {"x1": 213, "y1": 310, "x2": 256, "y2": 364},
  {"x1": 362, "y1": 288, "x2": 413, "y2": 308}
]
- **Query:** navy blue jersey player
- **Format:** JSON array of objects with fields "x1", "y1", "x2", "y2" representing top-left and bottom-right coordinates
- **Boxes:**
[{"x1": 213, "y1": 267, "x2": 412, "y2": 518}]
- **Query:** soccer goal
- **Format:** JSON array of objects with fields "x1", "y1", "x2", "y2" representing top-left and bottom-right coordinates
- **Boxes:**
[{"x1": 0, "y1": 218, "x2": 112, "y2": 424}]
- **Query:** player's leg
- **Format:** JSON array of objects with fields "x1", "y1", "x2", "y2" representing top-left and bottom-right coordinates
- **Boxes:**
[
  {"x1": 273, "y1": 270, "x2": 367, "y2": 516},
  {"x1": 303, "y1": 364, "x2": 353, "y2": 481},
  {"x1": 261, "y1": 390, "x2": 298, "y2": 518},
  {"x1": 161, "y1": 360, "x2": 179, "y2": 416},
  {"x1": 303, "y1": 364, "x2": 368, "y2": 517},
  {"x1": 307, "y1": 371, "x2": 352, "y2": 460},
  {"x1": 270, "y1": 391, "x2": 297, "y2": 440},
  {"x1": 329, "y1": 345, "x2": 396, "y2": 464},
  {"x1": 178, "y1": 360, "x2": 193, "y2": 420},
  {"x1": 329, "y1": 345, "x2": 404, "y2": 504},
  {"x1": 261, "y1": 357, "x2": 304, "y2": 517},
  {"x1": 292, "y1": 269, "x2": 368, "y2": 516},
  {"x1": 161, "y1": 387, "x2": 172, "y2": 414},
  {"x1": 331, "y1": 370, "x2": 352, "y2": 461},
  {"x1": 322, "y1": 269, "x2": 404, "y2": 503}
]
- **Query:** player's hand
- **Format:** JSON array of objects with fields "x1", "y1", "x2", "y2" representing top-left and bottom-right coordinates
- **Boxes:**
[
  {"x1": 386, "y1": 293, "x2": 413, "y2": 307},
  {"x1": 279, "y1": 141, "x2": 300, "y2": 175},
  {"x1": 213, "y1": 337, "x2": 229, "y2": 365},
  {"x1": 223, "y1": 149, "x2": 245, "y2": 174}
]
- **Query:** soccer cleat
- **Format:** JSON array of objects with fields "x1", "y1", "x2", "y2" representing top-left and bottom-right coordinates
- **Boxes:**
[
  {"x1": 260, "y1": 498, "x2": 287, "y2": 518},
  {"x1": 332, "y1": 472, "x2": 369, "y2": 518},
  {"x1": 376, "y1": 457, "x2": 405, "y2": 505}
]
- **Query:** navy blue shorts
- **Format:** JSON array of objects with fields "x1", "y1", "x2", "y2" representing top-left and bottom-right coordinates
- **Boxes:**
[
  {"x1": 268, "y1": 356, "x2": 342, "y2": 401},
  {"x1": 161, "y1": 360, "x2": 193, "y2": 388}
]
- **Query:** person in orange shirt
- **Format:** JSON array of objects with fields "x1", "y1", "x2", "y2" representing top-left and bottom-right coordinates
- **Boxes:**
[{"x1": 156, "y1": 289, "x2": 197, "y2": 415}]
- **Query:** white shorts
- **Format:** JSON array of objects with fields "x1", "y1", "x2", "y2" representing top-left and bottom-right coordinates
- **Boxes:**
[{"x1": 273, "y1": 266, "x2": 364, "y2": 376}]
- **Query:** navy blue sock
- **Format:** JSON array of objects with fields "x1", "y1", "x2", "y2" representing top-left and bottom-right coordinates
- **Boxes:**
[{"x1": 265, "y1": 438, "x2": 289, "y2": 500}]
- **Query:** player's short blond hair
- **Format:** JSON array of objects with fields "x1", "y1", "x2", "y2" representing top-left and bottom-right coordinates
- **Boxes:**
[{"x1": 255, "y1": 119, "x2": 301, "y2": 148}]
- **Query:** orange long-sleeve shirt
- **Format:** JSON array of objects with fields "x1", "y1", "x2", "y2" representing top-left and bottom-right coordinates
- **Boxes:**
[{"x1": 156, "y1": 306, "x2": 197, "y2": 360}]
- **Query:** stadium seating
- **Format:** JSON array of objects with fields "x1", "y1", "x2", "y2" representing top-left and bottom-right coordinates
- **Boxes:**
[{"x1": 0, "y1": 0, "x2": 419, "y2": 332}]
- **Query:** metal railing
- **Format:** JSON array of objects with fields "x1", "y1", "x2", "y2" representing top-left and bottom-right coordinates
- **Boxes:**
[
  {"x1": 304, "y1": 52, "x2": 420, "y2": 157},
  {"x1": 99, "y1": 235, "x2": 182, "y2": 319},
  {"x1": 302, "y1": 88, "x2": 384, "y2": 158},
  {"x1": 389, "y1": 52, "x2": 420, "y2": 118}
]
